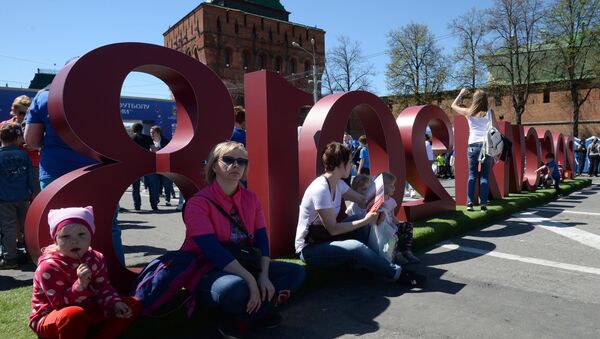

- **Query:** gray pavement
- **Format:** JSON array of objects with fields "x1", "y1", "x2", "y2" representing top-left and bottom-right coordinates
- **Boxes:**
[{"x1": 2, "y1": 177, "x2": 599, "y2": 339}]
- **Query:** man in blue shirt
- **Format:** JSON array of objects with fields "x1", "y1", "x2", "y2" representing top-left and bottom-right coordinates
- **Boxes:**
[
  {"x1": 357, "y1": 135, "x2": 370, "y2": 175},
  {"x1": 23, "y1": 89, "x2": 96, "y2": 189},
  {"x1": 230, "y1": 106, "x2": 246, "y2": 146}
]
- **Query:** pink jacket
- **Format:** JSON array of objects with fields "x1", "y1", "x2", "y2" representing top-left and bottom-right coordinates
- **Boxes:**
[
  {"x1": 29, "y1": 248, "x2": 121, "y2": 333},
  {"x1": 181, "y1": 181, "x2": 266, "y2": 255}
]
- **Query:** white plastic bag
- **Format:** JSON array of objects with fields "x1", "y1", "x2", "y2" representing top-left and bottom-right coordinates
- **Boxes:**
[{"x1": 367, "y1": 221, "x2": 398, "y2": 263}]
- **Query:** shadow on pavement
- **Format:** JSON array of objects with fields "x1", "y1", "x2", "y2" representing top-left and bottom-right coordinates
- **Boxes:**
[{"x1": 123, "y1": 244, "x2": 167, "y2": 256}]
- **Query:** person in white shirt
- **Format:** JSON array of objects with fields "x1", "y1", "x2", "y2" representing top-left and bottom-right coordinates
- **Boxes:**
[
  {"x1": 451, "y1": 88, "x2": 495, "y2": 212},
  {"x1": 295, "y1": 142, "x2": 425, "y2": 288}
]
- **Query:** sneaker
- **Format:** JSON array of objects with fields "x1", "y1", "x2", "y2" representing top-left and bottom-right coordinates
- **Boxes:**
[
  {"x1": 466, "y1": 203, "x2": 474, "y2": 211},
  {"x1": 402, "y1": 250, "x2": 421, "y2": 264},
  {"x1": 480, "y1": 205, "x2": 488, "y2": 211},
  {"x1": 0, "y1": 258, "x2": 18, "y2": 270},
  {"x1": 397, "y1": 269, "x2": 426, "y2": 289},
  {"x1": 393, "y1": 251, "x2": 409, "y2": 265},
  {"x1": 253, "y1": 310, "x2": 282, "y2": 329},
  {"x1": 165, "y1": 201, "x2": 171, "y2": 206}
]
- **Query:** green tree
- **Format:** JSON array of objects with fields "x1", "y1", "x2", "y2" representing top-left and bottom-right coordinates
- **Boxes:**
[
  {"x1": 448, "y1": 8, "x2": 488, "y2": 89},
  {"x1": 543, "y1": 0, "x2": 600, "y2": 137},
  {"x1": 485, "y1": 0, "x2": 546, "y2": 125},
  {"x1": 386, "y1": 23, "x2": 450, "y2": 104},
  {"x1": 323, "y1": 36, "x2": 375, "y2": 93}
]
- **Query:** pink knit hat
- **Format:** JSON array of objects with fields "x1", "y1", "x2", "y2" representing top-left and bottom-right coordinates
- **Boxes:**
[{"x1": 48, "y1": 206, "x2": 95, "y2": 241}]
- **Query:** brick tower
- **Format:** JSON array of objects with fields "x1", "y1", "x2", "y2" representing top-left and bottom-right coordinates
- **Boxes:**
[{"x1": 164, "y1": 0, "x2": 325, "y2": 104}]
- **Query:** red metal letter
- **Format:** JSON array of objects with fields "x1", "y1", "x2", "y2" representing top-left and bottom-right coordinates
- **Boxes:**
[
  {"x1": 25, "y1": 43, "x2": 233, "y2": 292},
  {"x1": 396, "y1": 105, "x2": 455, "y2": 220}
]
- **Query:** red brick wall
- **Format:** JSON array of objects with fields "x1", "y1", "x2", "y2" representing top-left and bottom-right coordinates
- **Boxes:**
[
  {"x1": 164, "y1": 3, "x2": 325, "y2": 101},
  {"x1": 434, "y1": 88, "x2": 600, "y2": 138}
]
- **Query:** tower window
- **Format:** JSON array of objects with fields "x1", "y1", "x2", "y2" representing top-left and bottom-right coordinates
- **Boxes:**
[{"x1": 543, "y1": 88, "x2": 550, "y2": 103}]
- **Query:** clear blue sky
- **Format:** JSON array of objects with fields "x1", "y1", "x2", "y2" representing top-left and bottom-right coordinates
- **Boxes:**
[{"x1": 1, "y1": 0, "x2": 493, "y2": 99}]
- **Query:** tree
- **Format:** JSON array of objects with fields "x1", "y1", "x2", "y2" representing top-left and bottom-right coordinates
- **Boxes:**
[
  {"x1": 448, "y1": 8, "x2": 488, "y2": 89},
  {"x1": 323, "y1": 36, "x2": 375, "y2": 93},
  {"x1": 543, "y1": 0, "x2": 600, "y2": 137},
  {"x1": 386, "y1": 23, "x2": 450, "y2": 104},
  {"x1": 485, "y1": 0, "x2": 546, "y2": 125}
]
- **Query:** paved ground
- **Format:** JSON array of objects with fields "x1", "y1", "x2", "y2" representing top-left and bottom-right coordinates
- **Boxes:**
[{"x1": 2, "y1": 177, "x2": 599, "y2": 338}]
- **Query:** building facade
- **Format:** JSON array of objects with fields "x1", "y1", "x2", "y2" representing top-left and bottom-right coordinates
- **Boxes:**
[
  {"x1": 163, "y1": 0, "x2": 325, "y2": 104},
  {"x1": 430, "y1": 86, "x2": 600, "y2": 139}
]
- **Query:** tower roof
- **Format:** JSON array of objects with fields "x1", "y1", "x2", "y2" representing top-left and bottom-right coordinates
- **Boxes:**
[{"x1": 246, "y1": 0, "x2": 286, "y2": 11}]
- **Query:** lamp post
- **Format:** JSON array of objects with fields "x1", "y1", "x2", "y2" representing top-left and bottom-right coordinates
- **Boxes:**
[{"x1": 291, "y1": 38, "x2": 318, "y2": 104}]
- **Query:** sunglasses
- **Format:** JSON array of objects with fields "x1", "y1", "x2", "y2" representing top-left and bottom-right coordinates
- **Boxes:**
[{"x1": 221, "y1": 156, "x2": 249, "y2": 166}]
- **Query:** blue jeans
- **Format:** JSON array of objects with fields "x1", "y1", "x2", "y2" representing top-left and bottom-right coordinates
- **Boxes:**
[
  {"x1": 467, "y1": 143, "x2": 493, "y2": 205},
  {"x1": 39, "y1": 176, "x2": 124, "y2": 263},
  {"x1": 132, "y1": 174, "x2": 159, "y2": 209},
  {"x1": 158, "y1": 175, "x2": 174, "y2": 202},
  {"x1": 300, "y1": 221, "x2": 399, "y2": 280},
  {"x1": 197, "y1": 261, "x2": 305, "y2": 321}
]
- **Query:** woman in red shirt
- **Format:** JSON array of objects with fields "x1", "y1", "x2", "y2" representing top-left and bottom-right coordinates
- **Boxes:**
[{"x1": 182, "y1": 141, "x2": 304, "y2": 338}]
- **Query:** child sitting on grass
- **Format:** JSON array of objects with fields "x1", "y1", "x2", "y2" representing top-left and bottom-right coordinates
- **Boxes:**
[
  {"x1": 380, "y1": 172, "x2": 420, "y2": 265},
  {"x1": 536, "y1": 153, "x2": 562, "y2": 196},
  {"x1": 30, "y1": 206, "x2": 141, "y2": 338}
]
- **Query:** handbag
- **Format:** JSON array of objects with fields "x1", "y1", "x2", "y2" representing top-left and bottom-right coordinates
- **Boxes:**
[
  {"x1": 306, "y1": 177, "x2": 347, "y2": 244},
  {"x1": 202, "y1": 197, "x2": 263, "y2": 276}
]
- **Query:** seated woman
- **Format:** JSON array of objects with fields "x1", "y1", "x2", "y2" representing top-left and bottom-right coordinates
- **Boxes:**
[
  {"x1": 181, "y1": 141, "x2": 305, "y2": 338},
  {"x1": 295, "y1": 142, "x2": 425, "y2": 287}
]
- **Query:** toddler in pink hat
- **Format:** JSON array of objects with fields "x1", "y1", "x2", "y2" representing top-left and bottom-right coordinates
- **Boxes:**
[{"x1": 29, "y1": 206, "x2": 141, "y2": 338}]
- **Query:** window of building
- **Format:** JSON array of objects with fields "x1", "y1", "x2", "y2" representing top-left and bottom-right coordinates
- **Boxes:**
[
  {"x1": 284, "y1": 32, "x2": 288, "y2": 43},
  {"x1": 243, "y1": 15, "x2": 247, "y2": 27},
  {"x1": 269, "y1": 29, "x2": 273, "y2": 42},
  {"x1": 543, "y1": 88, "x2": 550, "y2": 103},
  {"x1": 224, "y1": 49, "x2": 231, "y2": 68},
  {"x1": 299, "y1": 36, "x2": 303, "y2": 46},
  {"x1": 277, "y1": 23, "x2": 280, "y2": 34},
  {"x1": 258, "y1": 54, "x2": 266, "y2": 70},
  {"x1": 217, "y1": 17, "x2": 222, "y2": 33},
  {"x1": 261, "y1": 18, "x2": 264, "y2": 30},
  {"x1": 275, "y1": 56, "x2": 282, "y2": 73},
  {"x1": 252, "y1": 25, "x2": 257, "y2": 39},
  {"x1": 306, "y1": 30, "x2": 309, "y2": 40},
  {"x1": 235, "y1": 21, "x2": 239, "y2": 34},
  {"x1": 226, "y1": 11, "x2": 229, "y2": 23},
  {"x1": 495, "y1": 95, "x2": 502, "y2": 106},
  {"x1": 304, "y1": 61, "x2": 310, "y2": 75},
  {"x1": 289, "y1": 58, "x2": 297, "y2": 74},
  {"x1": 242, "y1": 51, "x2": 250, "y2": 70}
]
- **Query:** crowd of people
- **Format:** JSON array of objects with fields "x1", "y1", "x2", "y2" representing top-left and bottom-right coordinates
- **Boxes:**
[{"x1": 0, "y1": 86, "x2": 590, "y2": 338}]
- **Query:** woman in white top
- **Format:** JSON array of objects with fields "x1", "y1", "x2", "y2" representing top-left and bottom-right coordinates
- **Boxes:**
[
  {"x1": 451, "y1": 88, "x2": 495, "y2": 211},
  {"x1": 295, "y1": 142, "x2": 425, "y2": 287}
]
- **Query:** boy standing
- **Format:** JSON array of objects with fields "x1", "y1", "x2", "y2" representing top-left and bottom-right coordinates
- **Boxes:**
[{"x1": 0, "y1": 123, "x2": 34, "y2": 269}]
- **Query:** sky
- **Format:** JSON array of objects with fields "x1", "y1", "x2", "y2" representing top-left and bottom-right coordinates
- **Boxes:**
[{"x1": 1, "y1": 0, "x2": 494, "y2": 99}]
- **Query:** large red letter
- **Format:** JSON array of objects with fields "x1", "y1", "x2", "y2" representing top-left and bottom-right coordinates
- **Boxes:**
[
  {"x1": 25, "y1": 43, "x2": 233, "y2": 292},
  {"x1": 396, "y1": 105, "x2": 455, "y2": 220},
  {"x1": 523, "y1": 128, "x2": 542, "y2": 191},
  {"x1": 298, "y1": 91, "x2": 406, "y2": 215},
  {"x1": 245, "y1": 71, "x2": 312, "y2": 257}
]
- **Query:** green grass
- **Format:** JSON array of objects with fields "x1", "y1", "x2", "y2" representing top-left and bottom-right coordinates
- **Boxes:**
[
  {"x1": 0, "y1": 178, "x2": 591, "y2": 337},
  {"x1": 0, "y1": 286, "x2": 35, "y2": 339}
]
